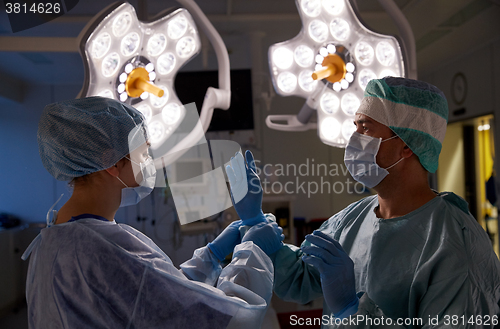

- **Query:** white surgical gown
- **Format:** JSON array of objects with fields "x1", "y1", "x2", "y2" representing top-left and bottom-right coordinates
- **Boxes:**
[
  {"x1": 23, "y1": 217, "x2": 273, "y2": 329},
  {"x1": 274, "y1": 192, "x2": 500, "y2": 328}
]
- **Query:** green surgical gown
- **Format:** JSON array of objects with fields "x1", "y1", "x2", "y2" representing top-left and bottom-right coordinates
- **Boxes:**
[{"x1": 274, "y1": 192, "x2": 500, "y2": 328}]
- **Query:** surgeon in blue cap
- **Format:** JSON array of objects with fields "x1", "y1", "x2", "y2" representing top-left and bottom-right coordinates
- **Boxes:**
[
  {"x1": 23, "y1": 96, "x2": 284, "y2": 329},
  {"x1": 232, "y1": 77, "x2": 500, "y2": 328}
]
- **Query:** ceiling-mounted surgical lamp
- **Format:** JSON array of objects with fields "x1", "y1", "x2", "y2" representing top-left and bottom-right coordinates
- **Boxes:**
[
  {"x1": 77, "y1": 0, "x2": 230, "y2": 164},
  {"x1": 267, "y1": 0, "x2": 411, "y2": 148}
]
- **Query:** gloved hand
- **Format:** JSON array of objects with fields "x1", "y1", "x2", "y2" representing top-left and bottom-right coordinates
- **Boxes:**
[
  {"x1": 301, "y1": 231, "x2": 359, "y2": 319},
  {"x1": 208, "y1": 220, "x2": 243, "y2": 261},
  {"x1": 242, "y1": 221, "x2": 285, "y2": 257},
  {"x1": 225, "y1": 150, "x2": 265, "y2": 225}
]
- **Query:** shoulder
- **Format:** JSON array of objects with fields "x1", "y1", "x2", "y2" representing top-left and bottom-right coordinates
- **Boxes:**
[{"x1": 319, "y1": 195, "x2": 378, "y2": 235}]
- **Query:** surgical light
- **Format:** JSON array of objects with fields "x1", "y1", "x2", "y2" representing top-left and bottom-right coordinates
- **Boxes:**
[
  {"x1": 320, "y1": 117, "x2": 341, "y2": 141},
  {"x1": 112, "y1": 12, "x2": 132, "y2": 37},
  {"x1": 308, "y1": 20, "x2": 329, "y2": 42},
  {"x1": 355, "y1": 41, "x2": 374, "y2": 66},
  {"x1": 295, "y1": 45, "x2": 315, "y2": 67},
  {"x1": 98, "y1": 89, "x2": 113, "y2": 98},
  {"x1": 91, "y1": 33, "x2": 111, "y2": 59},
  {"x1": 147, "y1": 33, "x2": 167, "y2": 56},
  {"x1": 102, "y1": 52, "x2": 120, "y2": 77},
  {"x1": 320, "y1": 92, "x2": 339, "y2": 114},
  {"x1": 298, "y1": 70, "x2": 317, "y2": 92},
  {"x1": 322, "y1": 0, "x2": 344, "y2": 15},
  {"x1": 330, "y1": 18, "x2": 350, "y2": 41},
  {"x1": 136, "y1": 103, "x2": 152, "y2": 121},
  {"x1": 342, "y1": 119, "x2": 356, "y2": 140},
  {"x1": 176, "y1": 36, "x2": 197, "y2": 57},
  {"x1": 157, "y1": 53, "x2": 176, "y2": 75},
  {"x1": 376, "y1": 41, "x2": 396, "y2": 66},
  {"x1": 162, "y1": 103, "x2": 183, "y2": 125},
  {"x1": 341, "y1": 93, "x2": 360, "y2": 115},
  {"x1": 78, "y1": 2, "x2": 201, "y2": 149},
  {"x1": 301, "y1": 0, "x2": 322, "y2": 17},
  {"x1": 273, "y1": 47, "x2": 294, "y2": 70},
  {"x1": 380, "y1": 69, "x2": 396, "y2": 78},
  {"x1": 150, "y1": 86, "x2": 169, "y2": 108},
  {"x1": 358, "y1": 69, "x2": 377, "y2": 90},
  {"x1": 121, "y1": 32, "x2": 140, "y2": 56},
  {"x1": 267, "y1": 0, "x2": 406, "y2": 147},
  {"x1": 78, "y1": 0, "x2": 232, "y2": 171},
  {"x1": 277, "y1": 72, "x2": 297, "y2": 93},
  {"x1": 167, "y1": 15, "x2": 188, "y2": 39}
]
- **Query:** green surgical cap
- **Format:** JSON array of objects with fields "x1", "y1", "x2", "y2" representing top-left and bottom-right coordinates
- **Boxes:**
[
  {"x1": 356, "y1": 77, "x2": 448, "y2": 173},
  {"x1": 38, "y1": 97, "x2": 147, "y2": 181}
]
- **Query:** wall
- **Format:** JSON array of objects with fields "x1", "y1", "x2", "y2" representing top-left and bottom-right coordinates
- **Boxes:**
[{"x1": 437, "y1": 121, "x2": 465, "y2": 199}]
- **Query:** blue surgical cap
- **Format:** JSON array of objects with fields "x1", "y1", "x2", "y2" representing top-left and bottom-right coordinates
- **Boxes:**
[
  {"x1": 38, "y1": 97, "x2": 147, "y2": 181},
  {"x1": 356, "y1": 77, "x2": 449, "y2": 173}
]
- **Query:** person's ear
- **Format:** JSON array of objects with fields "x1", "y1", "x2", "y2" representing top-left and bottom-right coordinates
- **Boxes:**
[
  {"x1": 402, "y1": 144, "x2": 413, "y2": 158},
  {"x1": 105, "y1": 157, "x2": 129, "y2": 177},
  {"x1": 105, "y1": 164, "x2": 120, "y2": 177}
]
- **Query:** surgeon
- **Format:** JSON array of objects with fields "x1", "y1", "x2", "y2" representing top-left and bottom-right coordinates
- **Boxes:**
[
  {"x1": 233, "y1": 77, "x2": 500, "y2": 328},
  {"x1": 22, "y1": 97, "x2": 284, "y2": 329}
]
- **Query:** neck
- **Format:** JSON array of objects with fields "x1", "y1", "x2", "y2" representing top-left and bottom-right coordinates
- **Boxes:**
[
  {"x1": 56, "y1": 181, "x2": 121, "y2": 224},
  {"x1": 374, "y1": 165, "x2": 436, "y2": 219}
]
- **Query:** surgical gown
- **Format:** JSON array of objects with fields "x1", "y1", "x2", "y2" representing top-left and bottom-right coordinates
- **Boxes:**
[
  {"x1": 274, "y1": 192, "x2": 500, "y2": 328},
  {"x1": 23, "y1": 217, "x2": 273, "y2": 329}
]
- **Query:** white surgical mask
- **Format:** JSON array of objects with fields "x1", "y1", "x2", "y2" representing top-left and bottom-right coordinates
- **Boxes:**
[
  {"x1": 344, "y1": 132, "x2": 404, "y2": 188},
  {"x1": 117, "y1": 156, "x2": 156, "y2": 207}
]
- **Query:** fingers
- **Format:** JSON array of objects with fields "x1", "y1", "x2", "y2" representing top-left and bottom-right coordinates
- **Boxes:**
[
  {"x1": 230, "y1": 152, "x2": 245, "y2": 182},
  {"x1": 304, "y1": 233, "x2": 343, "y2": 258},
  {"x1": 301, "y1": 245, "x2": 336, "y2": 265},
  {"x1": 245, "y1": 150, "x2": 256, "y2": 172},
  {"x1": 228, "y1": 220, "x2": 243, "y2": 228},
  {"x1": 302, "y1": 254, "x2": 325, "y2": 273},
  {"x1": 313, "y1": 230, "x2": 346, "y2": 252},
  {"x1": 241, "y1": 216, "x2": 266, "y2": 226},
  {"x1": 225, "y1": 165, "x2": 237, "y2": 188}
]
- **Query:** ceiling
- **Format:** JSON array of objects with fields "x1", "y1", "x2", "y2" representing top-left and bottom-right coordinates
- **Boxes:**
[{"x1": 0, "y1": 0, "x2": 499, "y2": 103}]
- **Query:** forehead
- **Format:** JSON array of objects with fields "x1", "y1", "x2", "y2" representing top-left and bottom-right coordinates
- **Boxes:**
[
  {"x1": 355, "y1": 114, "x2": 392, "y2": 132},
  {"x1": 355, "y1": 114, "x2": 379, "y2": 125}
]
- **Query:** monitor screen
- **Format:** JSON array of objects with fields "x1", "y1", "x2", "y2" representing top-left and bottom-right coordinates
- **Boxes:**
[{"x1": 174, "y1": 69, "x2": 254, "y2": 132}]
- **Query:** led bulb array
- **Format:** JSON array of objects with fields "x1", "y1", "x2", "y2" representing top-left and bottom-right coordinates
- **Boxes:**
[
  {"x1": 268, "y1": 0, "x2": 405, "y2": 147},
  {"x1": 80, "y1": 3, "x2": 201, "y2": 147}
]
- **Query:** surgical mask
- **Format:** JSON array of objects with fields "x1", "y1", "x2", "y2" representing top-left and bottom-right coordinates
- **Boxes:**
[
  {"x1": 344, "y1": 132, "x2": 404, "y2": 188},
  {"x1": 116, "y1": 156, "x2": 156, "y2": 207}
]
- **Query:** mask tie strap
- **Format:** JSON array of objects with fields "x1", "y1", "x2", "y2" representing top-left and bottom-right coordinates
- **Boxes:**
[
  {"x1": 46, "y1": 194, "x2": 64, "y2": 227},
  {"x1": 384, "y1": 157, "x2": 404, "y2": 170}
]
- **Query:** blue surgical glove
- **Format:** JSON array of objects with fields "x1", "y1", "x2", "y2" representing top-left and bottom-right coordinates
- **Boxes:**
[
  {"x1": 301, "y1": 231, "x2": 359, "y2": 319},
  {"x1": 242, "y1": 221, "x2": 284, "y2": 258},
  {"x1": 208, "y1": 220, "x2": 243, "y2": 261},
  {"x1": 225, "y1": 150, "x2": 265, "y2": 225}
]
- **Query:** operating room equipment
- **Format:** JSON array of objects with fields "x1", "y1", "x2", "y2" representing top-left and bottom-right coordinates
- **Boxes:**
[
  {"x1": 77, "y1": 0, "x2": 231, "y2": 167},
  {"x1": 266, "y1": 0, "x2": 413, "y2": 148}
]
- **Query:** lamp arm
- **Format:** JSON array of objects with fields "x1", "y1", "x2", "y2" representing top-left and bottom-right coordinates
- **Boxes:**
[
  {"x1": 377, "y1": 0, "x2": 417, "y2": 79},
  {"x1": 153, "y1": 0, "x2": 231, "y2": 168},
  {"x1": 176, "y1": 0, "x2": 231, "y2": 108}
]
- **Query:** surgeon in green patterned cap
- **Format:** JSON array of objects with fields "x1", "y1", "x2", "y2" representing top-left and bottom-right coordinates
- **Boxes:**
[{"x1": 232, "y1": 77, "x2": 500, "y2": 327}]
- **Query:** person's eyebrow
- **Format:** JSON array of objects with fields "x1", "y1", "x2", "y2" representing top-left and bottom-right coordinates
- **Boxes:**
[{"x1": 354, "y1": 118, "x2": 372, "y2": 126}]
